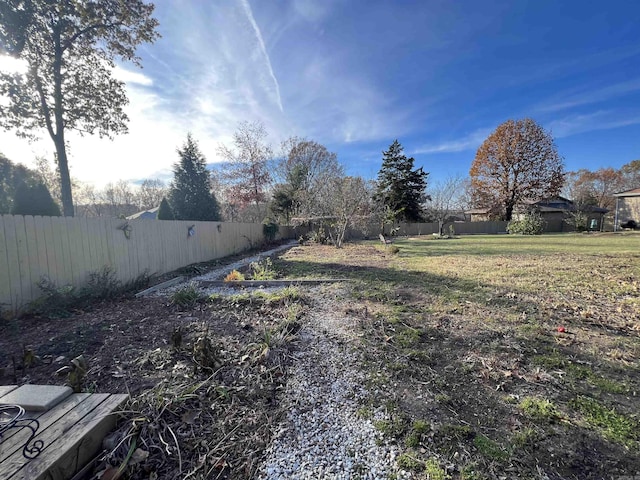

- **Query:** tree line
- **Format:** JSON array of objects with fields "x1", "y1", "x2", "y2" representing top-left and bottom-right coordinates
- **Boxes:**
[{"x1": 1, "y1": 1, "x2": 638, "y2": 241}]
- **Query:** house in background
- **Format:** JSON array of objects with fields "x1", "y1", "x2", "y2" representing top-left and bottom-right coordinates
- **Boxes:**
[
  {"x1": 613, "y1": 188, "x2": 640, "y2": 230},
  {"x1": 466, "y1": 196, "x2": 608, "y2": 231},
  {"x1": 127, "y1": 206, "x2": 159, "y2": 220}
]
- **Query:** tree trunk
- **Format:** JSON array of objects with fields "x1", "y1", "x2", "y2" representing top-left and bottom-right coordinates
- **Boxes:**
[
  {"x1": 505, "y1": 204, "x2": 513, "y2": 221},
  {"x1": 53, "y1": 28, "x2": 74, "y2": 216},
  {"x1": 54, "y1": 139, "x2": 74, "y2": 216}
]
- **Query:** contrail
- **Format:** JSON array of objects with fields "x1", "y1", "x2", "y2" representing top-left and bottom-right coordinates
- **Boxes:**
[{"x1": 239, "y1": 0, "x2": 284, "y2": 112}]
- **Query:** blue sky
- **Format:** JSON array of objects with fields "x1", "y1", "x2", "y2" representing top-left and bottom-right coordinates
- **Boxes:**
[{"x1": 1, "y1": 0, "x2": 639, "y2": 188}]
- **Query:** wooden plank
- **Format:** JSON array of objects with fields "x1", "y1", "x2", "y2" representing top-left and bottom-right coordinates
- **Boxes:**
[
  {"x1": 3, "y1": 215, "x2": 22, "y2": 310},
  {"x1": 13, "y1": 215, "x2": 32, "y2": 307},
  {"x1": 25, "y1": 216, "x2": 48, "y2": 298},
  {"x1": 17, "y1": 394, "x2": 128, "y2": 480},
  {"x1": 0, "y1": 393, "x2": 90, "y2": 461},
  {"x1": 0, "y1": 385, "x2": 18, "y2": 398},
  {"x1": 135, "y1": 276, "x2": 185, "y2": 297},
  {"x1": 65, "y1": 217, "x2": 84, "y2": 287},
  {"x1": 40, "y1": 216, "x2": 57, "y2": 284},
  {"x1": 0, "y1": 216, "x2": 12, "y2": 312},
  {"x1": 1, "y1": 393, "x2": 106, "y2": 479}
]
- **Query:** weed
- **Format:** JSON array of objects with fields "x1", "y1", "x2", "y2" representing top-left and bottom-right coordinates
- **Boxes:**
[
  {"x1": 356, "y1": 406, "x2": 372, "y2": 419},
  {"x1": 407, "y1": 349, "x2": 435, "y2": 365},
  {"x1": 473, "y1": 434, "x2": 509, "y2": 461},
  {"x1": 31, "y1": 277, "x2": 77, "y2": 317},
  {"x1": 424, "y1": 458, "x2": 450, "y2": 480},
  {"x1": 588, "y1": 376, "x2": 628, "y2": 394},
  {"x1": 82, "y1": 266, "x2": 122, "y2": 299},
  {"x1": 519, "y1": 397, "x2": 560, "y2": 423},
  {"x1": 511, "y1": 427, "x2": 539, "y2": 450},
  {"x1": 171, "y1": 283, "x2": 201, "y2": 307},
  {"x1": 389, "y1": 245, "x2": 400, "y2": 254},
  {"x1": 396, "y1": 327, "x2": 421, "y2": 347},
  {"x1": 439, "y1": 424, "x2": 475, "y2": 441},
  {"x1": 405, "y1": 419, "x2": 430, "y2": 447},
  {"x1": 374, "y1": 416, "x2": 407, "y2": 437},
  {"x1": 29, "y1": 267, "x2": 149, "y2": 317},
  {"x1": 460, "y1": 463, "x2": 487, "y2": 480},
  {"x1": 250, "y1": 257, "x2": 276, "y2": 280},
  {"x1": 570, "y1": 396, "x2": 639, "y2": 447},
  {"x1": 435, "y1": 394, "x2": 452, "y2": 405},
  {"x1": 397, "y1": 453, "x2": 423, "y2": 471},
  {"x1": 224, "y1": 269, "x2": 245, "y2": 282}
]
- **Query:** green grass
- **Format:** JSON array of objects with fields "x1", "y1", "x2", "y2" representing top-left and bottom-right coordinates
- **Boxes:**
[
  {"x1": 473, "y1": 434, "x2": 509, "y2": 461},
  {"x1": 519, "y1": 397, "x2": 560, "y2": 423},
  {"x1": 571, "y1": 396, "x2": 639, "y2": 447}
]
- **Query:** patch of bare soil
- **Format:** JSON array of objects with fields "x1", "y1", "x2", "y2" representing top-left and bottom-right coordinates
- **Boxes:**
[{"x1": 1, "y1": 288, "x2": 305, "y2": 479}]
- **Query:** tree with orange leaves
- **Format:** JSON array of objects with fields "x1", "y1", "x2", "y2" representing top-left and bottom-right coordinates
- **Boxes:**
[{"x1": 469, "y1": 118, "x2": 564, "y2": 221}]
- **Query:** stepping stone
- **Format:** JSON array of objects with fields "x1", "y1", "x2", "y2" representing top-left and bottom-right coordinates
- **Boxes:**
[{"x1": 0, "y1": 385, "x2": 73, "y2": 411}]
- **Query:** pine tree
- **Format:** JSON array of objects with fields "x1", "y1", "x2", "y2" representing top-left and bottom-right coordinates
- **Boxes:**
[
  {"x1": 169, "y1": 134, "x2": 221, "y2": 221},
  {"x1": 374, "y1": 140, "x2": 429, "y2": 222},
  {"x1": 157, "y1": 197, "x2": 175, "y2": 220},
  {"x1": 11, "y1": 182, "x2": 61, "y2": 216}
]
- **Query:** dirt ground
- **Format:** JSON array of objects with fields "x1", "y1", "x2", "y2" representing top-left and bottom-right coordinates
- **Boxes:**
[{"x1": 1, "y1": 251, "x2": 306, "y2": 479}]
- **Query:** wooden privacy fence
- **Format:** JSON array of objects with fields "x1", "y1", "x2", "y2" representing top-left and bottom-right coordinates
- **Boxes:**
[
  {"x1": 336, "y1": 220, "x2": 510, "y2": 239},
  {"x1": 0, "y1": 215, "x2": 293, "y2": 314}
]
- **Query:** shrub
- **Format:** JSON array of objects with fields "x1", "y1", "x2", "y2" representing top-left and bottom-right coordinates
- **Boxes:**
[
  {"x1": 157, "y1": 197, "x2": 175, "y2": 220},
  {"x1": 309, "y1": 229, "x2": 327, "y2": 244},
  {"x1": 224, "y1": 270, "x2": 245, "y2": 282},
  {"x1": 170, "y1": 283, "x2": 201, "y2": 307},
  {"x1": 507, "y1": 212, "x2": 546, "y2": 235},
  {"x1": 250, "y1": 257, "x2": 276, "y2": 280},
  {"x1": 262, "y1": 221, "x2": 279, "y2": 243}
]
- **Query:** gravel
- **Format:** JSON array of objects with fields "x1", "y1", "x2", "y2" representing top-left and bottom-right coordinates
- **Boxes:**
[
  {"x1": 153, "y1": 241, "x2": 298, "y2": 297},
  {"x1": 258, "y1": 287, "x2": 412, "y2": 480}
]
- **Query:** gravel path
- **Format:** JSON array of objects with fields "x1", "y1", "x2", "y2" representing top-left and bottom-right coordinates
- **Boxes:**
[
  {"x1": 258, "y1": 287, "x2": 412, "y2": 480},
  {"x1": 153, "y1": 240, "x2": 298, "y2": 297}
]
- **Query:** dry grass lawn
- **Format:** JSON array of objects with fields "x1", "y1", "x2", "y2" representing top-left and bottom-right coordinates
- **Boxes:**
[{"x1": 275, "y1": 232, "x2": 640, "y2": 479}]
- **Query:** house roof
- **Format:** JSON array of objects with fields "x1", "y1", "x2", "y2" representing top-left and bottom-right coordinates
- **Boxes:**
[
  {"x1": 127, "y1": 207, "x2": 159, "y2": 220},
  {"x1": 613, "y1": 187, "x2": 640, "y2": 197}
]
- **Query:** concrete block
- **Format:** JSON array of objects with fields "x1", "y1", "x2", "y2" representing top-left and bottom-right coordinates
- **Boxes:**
[{"x1": 0, "y1": 385, "x2": 73, "y2": 411}]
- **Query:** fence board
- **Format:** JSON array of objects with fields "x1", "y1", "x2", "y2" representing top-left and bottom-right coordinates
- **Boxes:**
[
  {"x1": 3, "y1": 215, "x2": 22, "y2": 308},
  {"x1": 23, "y1": 216, "x2": 40, "y2": 302},
  {"x1": 0, "y1": 216, "x2": 15, "y2": 310},
  {"x1": 14, "y1": 216, "x2": 33, "y2": 305},
  {"x1": 40, "y1": 216, "x2": 57, "y2": 284}
]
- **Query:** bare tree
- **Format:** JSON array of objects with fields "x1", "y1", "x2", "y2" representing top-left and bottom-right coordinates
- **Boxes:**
[
  {"x1": 323, "y1": 176, "x2": 370, "y2": 248},
  {"x1": 425, "y1": 175, "x2": 466, "y2": 236},
  {"x1": 277, "y1": 137, "x2": 343, "y2": 219},
  {"x1": 218, "y1": 121, "x2": 273, "y2": 222},
  {"x1": 136, "y1": 179, "x2": 167, "y2": 210}
]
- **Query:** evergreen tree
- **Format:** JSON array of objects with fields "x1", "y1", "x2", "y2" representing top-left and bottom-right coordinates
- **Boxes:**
[
  {"x1": 169, "y1": 134, "x2": 221, "y2": 221},
  {"x1": 1, "y1": 153, "x2": 40, "y2": 214},
  {"x1": 157, "y1": 197, "x2": 175, "y2": 220},
  {"x1": 11, "y1": 182, "x2": 61, "y2": 216},
  {"x1": 374, "y1": 140, "x2": 429, "y2": 222}
]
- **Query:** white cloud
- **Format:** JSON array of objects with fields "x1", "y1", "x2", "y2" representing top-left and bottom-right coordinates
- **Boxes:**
[
  {"x1": 538, "y1": 78, "x2": 640, "y2": 113},
  {"x1": 413, "y1": 128, "x2": 492, "y2": 155},
  {"x1": 112, "y1": 65, "x2": 154, "y2": 86},
  {"x1": 548, "y1": 111, "x2": 640, "y2": 138},
  {"x1": 239, "y1": 0, "x2": 283, "y2": 113}
]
